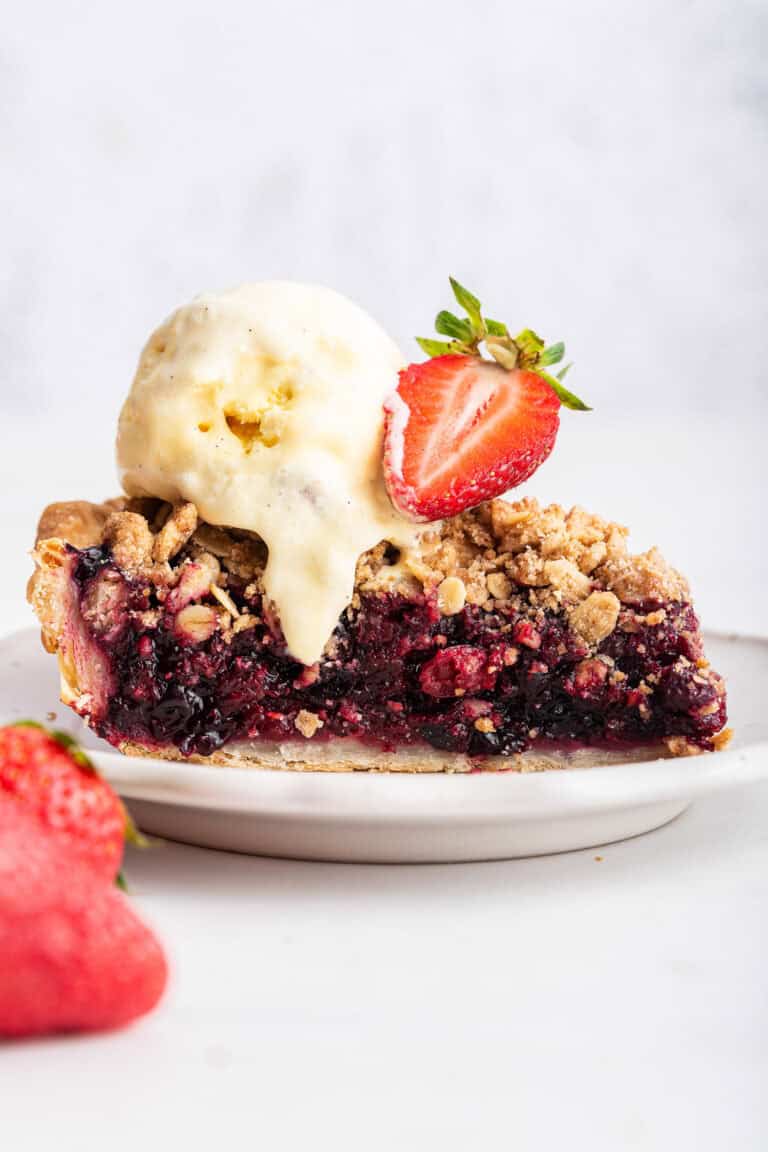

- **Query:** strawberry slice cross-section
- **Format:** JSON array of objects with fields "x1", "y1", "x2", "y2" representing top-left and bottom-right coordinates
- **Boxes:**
[
  {"x1": 382, "y1": 277, "x2": 589, "y2": 523},
  {"x1": 384, "y1": 355, "x2": 561, "y2": 522}
]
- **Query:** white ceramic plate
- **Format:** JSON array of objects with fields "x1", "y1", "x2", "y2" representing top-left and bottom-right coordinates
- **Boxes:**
[{"x1": 1, "y1": 628, "x2": 765, "y2": 861}]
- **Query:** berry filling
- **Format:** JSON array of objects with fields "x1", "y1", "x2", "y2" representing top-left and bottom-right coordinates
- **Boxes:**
[{"x1": 67, "y1": 545, "x2": 727, "y2": 761}]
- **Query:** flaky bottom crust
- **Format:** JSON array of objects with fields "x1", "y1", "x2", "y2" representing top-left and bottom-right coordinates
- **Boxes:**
[{"x1": 117, "y1": 737, "x2": 681, "y2": 774}]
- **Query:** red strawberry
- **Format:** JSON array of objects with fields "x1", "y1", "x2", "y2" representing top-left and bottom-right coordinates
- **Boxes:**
[
  {"x1": 0, "y1": 723, "x2": 127, "y2": 881},
  {"x1": 383, "y1": 277, "x2": 590, "y2": 522},
  {"x1": 384, "y1": 355, "x2": 561, "y2": 521},
  {"x1": 0, "y1": 794, "x2": 167, "y2": 1037}
]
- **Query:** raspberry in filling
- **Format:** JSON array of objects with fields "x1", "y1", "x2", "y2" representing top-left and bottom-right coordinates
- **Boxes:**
[{"x1": 28, "y1": 496, "x2": 728, "y2": 765}]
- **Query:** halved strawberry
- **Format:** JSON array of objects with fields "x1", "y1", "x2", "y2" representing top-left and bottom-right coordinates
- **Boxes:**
[
  {"x1": 383, "y1": 277, "x2": 590, "y2": 522},
  {"x1": 384, "y1": 356, "x2": 561, "y2": 522}
]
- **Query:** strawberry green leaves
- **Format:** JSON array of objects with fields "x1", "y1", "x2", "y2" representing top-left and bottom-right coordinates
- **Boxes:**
[
  {"x1": 535, "y1": 370, "x2": 590, "y2": 411},
  {"x1": 417, "y1": 278, "x2": 487, "y2": 358},
  {"x1": 435, "y1": 310, "x2": 475, "y2": 342},
  {"x1": 484, "y1": 318, "x2": 508, "y2": 337},
  {"x1": 416, "y1": 277, "x2": 591, "y2": 412},
  {"x1": 538, "y1": 342, "x2": 565, "y2": 367},
  {"x1": 415, "y1": 337, "x2": 455, "y2": 358},
  {"x1": 448, "y1": 276, "x2": 483, "y2": 332}
]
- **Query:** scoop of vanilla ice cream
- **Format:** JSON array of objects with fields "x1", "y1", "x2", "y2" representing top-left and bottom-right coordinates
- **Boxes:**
[{"x1": 117, "y1": 282, "x2": 420, "y2": 665}]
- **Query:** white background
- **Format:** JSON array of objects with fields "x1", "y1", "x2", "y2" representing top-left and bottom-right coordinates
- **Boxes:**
[{"x1": 1, "y1": 3, "x2": 766, "y2": 1149}]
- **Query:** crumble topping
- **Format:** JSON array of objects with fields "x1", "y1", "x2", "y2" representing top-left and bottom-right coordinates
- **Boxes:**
[
  {"x1": 294, "y1": 709, "x2": 324, "y2": 738},
  {"x1": 413, "y1": 499, "x2": 686, "y2": 608},
  {"x1": 436, "y1": 575, "x2": 467, "y2": 616},
  {"x1": 663, "y1": 735, "x2": 704, "y2": 757},
  {"x1": 209, "y1": 583, "x2": 241, "y2": 618},
  {"x1": 353, "y1": 498, "x2": 688, "y2": 628},
  {"x1": 569, "y1": 591, "x2": 621, "y2": 646},
  {"x1": 152, "y1": 501, "x2": 198, "y2": 563},
  {"x1": 31, "y1": 493, "x2": 691, "y2": 656},
  {"x1": 102, "y1": 511, "x2": 154, "y2": 572}
]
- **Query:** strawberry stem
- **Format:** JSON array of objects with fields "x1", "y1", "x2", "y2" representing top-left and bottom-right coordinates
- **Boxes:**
[{"x1": 417, "y1": 277, "x2": 592, "y2": 412}]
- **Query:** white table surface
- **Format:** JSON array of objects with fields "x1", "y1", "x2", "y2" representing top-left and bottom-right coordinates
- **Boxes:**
[
  {"x1": 2, "y1": 788, "x2": 767, "y2": 1152},
  {"x1": 2, "y1": 419, "x2": 767, "y2": 1151}
]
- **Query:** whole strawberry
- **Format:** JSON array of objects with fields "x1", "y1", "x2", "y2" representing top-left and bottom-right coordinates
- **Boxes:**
[
  {"x1": 0, "y1": 794, "x2": 167, "y2": 1037},
  {"x1": 0, "y1": 722, "x2": 127, "y2": 881},
  {"x1": 383, "y1": 277, "x2": 590, "y2": 522}
]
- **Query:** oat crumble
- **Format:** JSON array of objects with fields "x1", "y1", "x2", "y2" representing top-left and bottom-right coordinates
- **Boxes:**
[{"x1": 32, "y1": 494, "x2": 693, "y2": 657}]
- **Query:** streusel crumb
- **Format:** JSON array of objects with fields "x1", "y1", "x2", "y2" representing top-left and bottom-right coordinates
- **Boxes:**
[
  {"x1": 437, "y1": 575, "x2": 467, "y2": 615},
  {"x1": 295, "y1": 709, "x2": 324, "y2": 738},
  {"x1": 568, "y1": 591, "x2": 621, "y2": 646},
  {"x1": 102, "y1": 511, "x2": 154, "y2": 572},
  {"x1": 152, "y1": 501, "x2": 198, "y2": 562},
  {"x1": 32, "y1": 494, "x2": 692, "y2": 654}
]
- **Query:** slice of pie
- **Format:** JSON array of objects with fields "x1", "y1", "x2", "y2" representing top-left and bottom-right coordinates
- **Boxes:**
[
  {"x1": 28, "y1": 494, "x2": 728, "y2": 771},
  {"x1": 26, "y1": 278, "x2": 729, "y2": 771}
]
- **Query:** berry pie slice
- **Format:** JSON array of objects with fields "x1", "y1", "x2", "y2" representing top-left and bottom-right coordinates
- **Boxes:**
[
  {"x1": 28, "y1": 493, "x2": 728, "y2": 771},
  {"x1": 27, "y1": 279, "x2": 729, "y2": 771}
]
